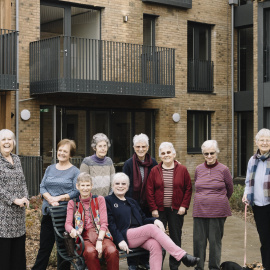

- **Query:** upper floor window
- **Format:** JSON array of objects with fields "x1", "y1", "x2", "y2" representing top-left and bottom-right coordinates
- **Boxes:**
[
  {"x1": 264, "y1": 9, "x2": 270, "y2": 82},
  {"x1": 187, "y1": 111, "x2": 211, "y2": 153},
  {"x1": 187, "y1": 22, "x2": 213, "y2": 93}
]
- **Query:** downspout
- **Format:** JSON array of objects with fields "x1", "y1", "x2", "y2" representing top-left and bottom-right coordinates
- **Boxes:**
[
  {"x1": 15, "y1": 0, "x2": 19, "y2": 154},
  {"x1": 229, "y1": 0, "x2": 238, "y2": 177}
]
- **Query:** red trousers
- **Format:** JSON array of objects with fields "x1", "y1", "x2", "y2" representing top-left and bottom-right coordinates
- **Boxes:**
[{"x1": 82, "y1": 228, "x2": 119, "y2": 270}]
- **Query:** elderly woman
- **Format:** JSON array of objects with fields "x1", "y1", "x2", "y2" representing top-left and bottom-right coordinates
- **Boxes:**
[
  {"x1": 146, "y1": 142, "x2": 192, "y2": 270},
  {"x1": 242, "y1": 128, "x2": 270, "y2": 270},
  {"x1": 0, "y1": 129, "x2": 29, "y2": 270},
  {"x1": 80, "y1": 133, "x2": 115, "y2": 196},
  {"x1": 105, "y1": 172, "x2": 199, "y2": 270},
  {"x1": 193, "y1": 140, "x2": 233, "y2": 270},
  {"x1": 32, "y1": 139, "x2": 80, "y2": 270},
  {"x1": 65, "y1": 172, "x2": 119, "y2": 270}
]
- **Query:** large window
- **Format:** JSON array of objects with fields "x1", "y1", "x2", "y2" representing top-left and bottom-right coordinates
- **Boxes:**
[
  {"x1": 238, "y1": 27, "x2": 253, "y2": 91},
  {"x1": 187, "y1": 22, "x2": 213, "y2": 93},
  {"x1": 187, "y1": 111, "x2": 211, "y2": 153},
  {"x1": 264, "y1": 9, "x2": 270, "y2": 82}
]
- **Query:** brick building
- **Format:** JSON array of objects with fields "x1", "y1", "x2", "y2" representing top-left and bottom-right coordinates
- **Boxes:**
[{"x1": 1, "y1": 0, "x2": 256, "y2": 185}]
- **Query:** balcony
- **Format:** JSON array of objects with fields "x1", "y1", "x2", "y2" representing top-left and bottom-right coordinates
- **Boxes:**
[
  {"x1": 187, "y1": 59, "x2": 214, "y2": 93},
  {"x1": 0, "y1": 29, "x2": 18, "y2": 90},
  {"x1": 30, "y1": 36, "x2": 175, "y2": 98},
  {"x1": 142, "y1": 0, "x2": 192, "y2": 9}
]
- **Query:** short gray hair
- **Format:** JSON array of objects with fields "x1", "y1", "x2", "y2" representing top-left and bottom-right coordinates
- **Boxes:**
[
  {"x1": 133, "y1": 133, "x2": 149, "y2": 146},
  {"x1": 91, "y1": 133, "x2": 111, "y2": 149},
  {"x1": 159, "y1": 142, "x2": 176, "y2": 157},
  {"x1": 255, "y1": 128, "x2": 270, "y2": 142},
  {"x1": 0, "y1": 129, "x2": 16, "y2": 147},
  {"x1": 201, "y1": 140, "x2": 220, "y2": 154},
  {"x1": 76, "y1": 172, "x2": 92, "y2": 186},
  {"x1": 112, "y1": 172, "x2": 130, "y2": 187}
]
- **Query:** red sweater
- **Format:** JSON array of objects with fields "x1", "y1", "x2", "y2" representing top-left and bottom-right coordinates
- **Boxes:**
[{"x1": 146, "y1": 161, "x2": 192, "y2": 212}]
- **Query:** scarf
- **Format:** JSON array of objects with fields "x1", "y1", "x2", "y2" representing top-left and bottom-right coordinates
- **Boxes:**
[
  {"x1": 74, "y1": 195, "x2": 113, "y2": 240},
  {"x1": 247, "y1": 150, "x2": 270, "y2": 205},
  {"x1": 91, "y1": 154, "x2": 106, "y2": 165},
  {"x1": 132, "y1": 153, "x2": 153, "y2": 202}
]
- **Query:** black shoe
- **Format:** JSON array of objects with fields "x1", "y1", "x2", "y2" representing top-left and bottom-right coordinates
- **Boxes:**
[
  {"x1": 128, "y1": 265, "x2": 137, "y2": 270},
  {"x1": 181, "y1": 254, "x2": 200, "y2": 267},
  {"x1": 138, "y1": 263, "x2": 150, "y2": 270}
]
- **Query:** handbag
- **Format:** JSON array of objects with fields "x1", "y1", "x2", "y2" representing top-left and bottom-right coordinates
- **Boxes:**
[{"x1": 63, "y1": 199, "x2": 76, "y2": 257}]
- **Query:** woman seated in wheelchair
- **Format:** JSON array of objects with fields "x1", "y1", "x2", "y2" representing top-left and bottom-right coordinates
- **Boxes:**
[{"x1": 65, "y1": 172, "x2": 119, "y2": 270}]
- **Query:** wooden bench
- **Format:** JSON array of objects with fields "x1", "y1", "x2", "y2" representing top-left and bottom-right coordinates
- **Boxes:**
[{"x1": 49, "y1": 205, "x2": 161, "y2": 270}]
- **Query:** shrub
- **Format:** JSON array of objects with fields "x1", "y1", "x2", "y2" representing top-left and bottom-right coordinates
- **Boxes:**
[{"x1": 229, "y1": 184, "x2": 252, "y2": 213}]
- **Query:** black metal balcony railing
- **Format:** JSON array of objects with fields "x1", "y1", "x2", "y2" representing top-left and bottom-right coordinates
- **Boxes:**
[
  {"x1": 0, "y1": 29, "x2": 18, "y2": 90},
  {"x1": 187, "y1": 59, "x2": 214, "y2": 93},
  {"x1": 30, "y1": 36, "x2": 175, "y2": 98},
  {"x1": 19, "y1": 156, "x2": 43, "y2": 197}
]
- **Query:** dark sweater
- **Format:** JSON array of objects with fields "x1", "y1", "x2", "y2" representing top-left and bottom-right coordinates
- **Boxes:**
[{"x1": 105, "y1": 193, "x2": 156, "y2": 245}]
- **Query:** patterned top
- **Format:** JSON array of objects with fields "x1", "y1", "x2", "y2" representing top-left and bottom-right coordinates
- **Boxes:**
[
  {"x1": 0, "y1": 153, "x2": 28, "y2": 238},
  {"x1": 162, "y1": 167, "x2": 174, "y2": 207},
  {"x1": 80, "y1": 156, "x2": 115, "y2": 196},
  {"x1": 40, "y1": 164, "x2": 80, "y2": 215},
  {"x1": 192, "y1": 162, "x2": 233, "y2": 218}
]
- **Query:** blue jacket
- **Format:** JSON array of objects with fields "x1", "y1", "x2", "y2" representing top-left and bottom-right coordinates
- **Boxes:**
[
  {"x1": 123, "y1": 156, "x2": 158, "y2": 199},
  {"x1": 105, "y1": 193, "x2": 156, "y2": 245}
]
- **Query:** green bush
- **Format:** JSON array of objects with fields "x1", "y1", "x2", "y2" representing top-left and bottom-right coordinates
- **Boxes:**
[{"x1": 229, "y1": 184, "x2": 252, "y2": 213}]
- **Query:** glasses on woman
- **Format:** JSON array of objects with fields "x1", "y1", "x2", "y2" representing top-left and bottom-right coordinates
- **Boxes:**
[{"x1": 203, "y1": 152, "x2": 216, "y2": 156}]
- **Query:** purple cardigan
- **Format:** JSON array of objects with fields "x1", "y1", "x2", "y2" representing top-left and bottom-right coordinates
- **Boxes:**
[{"x1": 192, "y1": 161, "x2": 233, "y2": 218}]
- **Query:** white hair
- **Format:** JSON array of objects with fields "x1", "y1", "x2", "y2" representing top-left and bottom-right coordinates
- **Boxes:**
[
  {"x1": 201, "y1": 140, "x2": 220, "y2": 154},
  {"x1": 159, "y1": 142, "x2": 176, "y2": 157},
  {"x1": 255, "y1": 128, "x2": 270, "y2": 142},
  {"x1": 91, "y1": 133, "x2": 111, "y2": 149},
  {"x1": 0, "y1": 129, "x2": 16, "y2": 147},
  {"x1": 133, "y1": 133, "x2": 149, "y2": 146},
  {"x1": 112, "y1": 172, "x2": 130, "y2": 187}
]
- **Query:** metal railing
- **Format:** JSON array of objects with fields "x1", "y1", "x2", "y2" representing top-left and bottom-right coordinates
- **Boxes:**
[
  {"x1": 0, "y1": 29, "x2": 18, "y2": 90},
  {"x1": 187, "y1": 59, "x2": 214, "y2": 93},
  {"x1": 19, "y1": 156, "x2": 43, "y2": 197},
  {"x1": 30, "y1": 36, "x2": 175, "y2": 97}
]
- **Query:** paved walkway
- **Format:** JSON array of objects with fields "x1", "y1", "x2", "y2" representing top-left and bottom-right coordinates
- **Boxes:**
[{"x1": 119, "y1": 202, "x2": 261, "y2": 270}]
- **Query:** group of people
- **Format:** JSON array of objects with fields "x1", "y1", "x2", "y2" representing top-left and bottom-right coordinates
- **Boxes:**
[{"x1": 0, "y1": 128, "x2": 269, "y2": 270}]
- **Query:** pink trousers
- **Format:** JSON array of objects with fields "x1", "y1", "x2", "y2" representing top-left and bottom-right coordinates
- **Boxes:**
[{"x1": 126, "y1": 224, "x2": 186, "y2": 270}]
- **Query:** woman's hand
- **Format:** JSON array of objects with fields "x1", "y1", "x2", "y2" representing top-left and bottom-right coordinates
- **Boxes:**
[
  {"x1": 96, "y1": 240, "x2": 103, "y2": 258},
  {"x1": 69, "y1": 228, "x2": 77, "y2": 238},
  {"x1": 152, "y1": 210, "x2": 159, "y2": 218},
  {"x1": 51, "y1": 201, "x2": 59, "y2": 206},
  {"x1": 154, "y1": 219, "x2": 165, "y2": 232},
  {"x1": 118, "y1": 240, "x2": 130, "y2": 254},
  {"x1": 242, "y1": 194, "x2": 249, "y2": 205},
  {"x1": 13, "y1": 197, "x2": 29, "y2": 208},
  {"x1": 178, "y1": 206, "x2": 186, "y2": 215}
]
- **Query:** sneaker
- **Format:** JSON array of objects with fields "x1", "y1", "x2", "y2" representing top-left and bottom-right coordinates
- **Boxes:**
[
  {"x1": 181, "y1": 254, "x2": 200, "y2": 267},
  {"x1": 128, "y1": 265, "x2": 137, "y2": 270}
]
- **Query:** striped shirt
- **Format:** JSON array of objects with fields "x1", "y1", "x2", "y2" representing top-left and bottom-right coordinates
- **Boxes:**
[
  {"x1": 162, "y1": 167, "x2": 174, "y2": 207},
  {"x1": 192, "y1": 162, "x2": 233, "y2": 218}
]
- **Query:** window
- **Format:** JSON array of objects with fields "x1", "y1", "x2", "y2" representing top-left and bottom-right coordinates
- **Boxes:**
[
  {"x1": 143, "y1": 15, "x2": 156, "y2": 47},
  {"x1": 264, "y1": 9, "x2": 270, "y2": 82},
  {"x1": 238, "y1": 27, "x2": 253, "y2": 91},
  {"x1": 187, "y1": 111, "x2": 211, "y2": 153},
  {"x1": 187, "y1": 22, "x2": 213, "y2": 93}
]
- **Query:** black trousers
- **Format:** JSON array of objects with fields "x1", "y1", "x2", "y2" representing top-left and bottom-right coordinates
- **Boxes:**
[
  {"x1": 253, "y1": 204, "x2": 270, "y2": 270},
  {"x1": 159, "y1": 208, "x2": 184, "y2": 270},
  {"x1": 32, "y1": 215, "x2": 69, "y2": 270},
  {"x1": 193, "y1": 217, "x2": 226, "y2": 270},
  {"x1": 0, "y1": 234, "x2": 26, "y2": 270}
]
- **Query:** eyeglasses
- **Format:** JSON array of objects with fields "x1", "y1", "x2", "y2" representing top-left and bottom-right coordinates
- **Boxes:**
[
  {"x1": 114, "y1": 182, "x2": 127, "y2": 186},
  {"x1": 203, "y1": 152, "x2": 216, "y2": 156},
  {"x1": 160, "y1": 151, "x2": 172, "y2": 156},
  {"x1": 134, "y1": 145, "x2": 147, "y2": 149},
  {"x1": 258, "y1": 139, "x2": 270, "y2": 144}
]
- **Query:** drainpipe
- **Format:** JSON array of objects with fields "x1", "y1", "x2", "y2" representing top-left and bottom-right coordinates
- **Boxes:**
[
  {"x1": 228, "y1": 0, "x2": 238, "y2": 177},
  {"x1": 15, "y1": 0, "x2": 19, "y2": 154}
]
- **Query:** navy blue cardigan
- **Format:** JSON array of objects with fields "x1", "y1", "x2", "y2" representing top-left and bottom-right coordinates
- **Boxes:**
[
  {"x1": 105, "y1": 193, "x2": 156, "y2": 245},
  {"x1": 123, "y1": 156, "x2": 158, "y2": 199}
]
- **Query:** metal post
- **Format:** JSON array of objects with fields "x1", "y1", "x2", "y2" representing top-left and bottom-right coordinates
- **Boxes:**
[
  {"x1": 53, "y1": 105, "x2": 57, "y2": 164},
  {"x1": 15, "y1": 0, "x2": 19, "y2": 154}
]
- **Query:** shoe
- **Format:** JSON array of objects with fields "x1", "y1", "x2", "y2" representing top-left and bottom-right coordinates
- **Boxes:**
[
  {"x1": 181, "y1": 253, "x2": 200, "y2": 267},
  {"x1": 138, "y1": 263, "x2": 150, "y2": 270},
  {"x1": 128, "y1": 265, "x2": 137, "y2": 270}
]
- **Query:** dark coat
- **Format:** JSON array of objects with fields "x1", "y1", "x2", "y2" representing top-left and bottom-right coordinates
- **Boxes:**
[{"x1": 105, "y1": 193, "x2": 156, "y2": 246}]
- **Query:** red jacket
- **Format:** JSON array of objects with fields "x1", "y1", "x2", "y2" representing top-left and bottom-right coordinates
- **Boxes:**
[{"x1": 146, "y1": 161, "x2": 192, "y2": 212}]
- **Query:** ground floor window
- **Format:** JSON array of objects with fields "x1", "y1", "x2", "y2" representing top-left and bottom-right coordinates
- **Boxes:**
[
  {"x1": 187, "y1": 111, "x2": 211, "y2": 153},
  {"x1": 40, "y1": 106, "x2": 155, "y2": 171}
]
